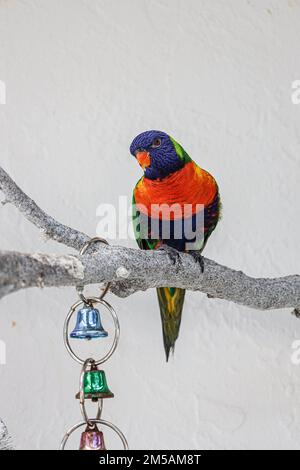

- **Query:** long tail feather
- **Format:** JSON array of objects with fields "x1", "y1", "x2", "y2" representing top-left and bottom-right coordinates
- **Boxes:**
[{"x1": 156, "y1": 287, "x2": 185, "y2": 361}]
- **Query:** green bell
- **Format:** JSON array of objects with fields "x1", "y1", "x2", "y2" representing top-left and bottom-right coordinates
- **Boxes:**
[{"x1": 77, "y1": 366, "x2": 114, "y2": 400}]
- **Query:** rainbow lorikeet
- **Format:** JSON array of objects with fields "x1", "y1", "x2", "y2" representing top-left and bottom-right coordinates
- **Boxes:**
[{"x1": 130, "y1": 130, "x2": 221, "y2": 361}]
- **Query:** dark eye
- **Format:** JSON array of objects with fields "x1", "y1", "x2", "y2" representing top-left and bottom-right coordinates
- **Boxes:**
[{"x1": 151, "y1": 138, "x2": 161, "y2": 148}]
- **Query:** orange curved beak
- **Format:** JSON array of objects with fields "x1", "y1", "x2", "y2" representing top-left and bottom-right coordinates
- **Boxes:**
[{"x1": 136, "y1": 151, "x2": 151, "y2": 169}]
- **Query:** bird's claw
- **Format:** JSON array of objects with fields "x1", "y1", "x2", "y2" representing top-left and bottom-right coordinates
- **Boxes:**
[
  {"x1": 188, "y1": 251, "x2": 204, "y2": 273},
  {"x1": 158, "y1": 245, "x2": 181, "y2": 265}
]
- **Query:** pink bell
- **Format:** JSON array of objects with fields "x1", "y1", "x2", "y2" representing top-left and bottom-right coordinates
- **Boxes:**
[{"x1": 79, "y1": 424, "x2": 106, "y2": 450}]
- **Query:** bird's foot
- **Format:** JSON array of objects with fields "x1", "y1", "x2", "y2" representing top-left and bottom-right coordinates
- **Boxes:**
[
  {"x1": 188, "y1": 251, "x2": 204, "y2": 273},
  {"x1": 158, "y1": 244, "x2": 181, "y2": 265}
]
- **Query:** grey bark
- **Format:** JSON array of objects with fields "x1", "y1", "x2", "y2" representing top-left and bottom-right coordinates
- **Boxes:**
[
  {"x1": 0, "y1": 420, "x2": 12, "y2": 450},
  {"x1": 0, "y1": 166, "x2": 89, "y2": 251},
  {"x1": 0, "y1": 249, "x2": 299, "y2": 312}
]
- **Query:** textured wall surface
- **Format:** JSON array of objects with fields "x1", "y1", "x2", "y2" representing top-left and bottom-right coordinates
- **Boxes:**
[{"x1": 0, "y1": 0, "x2": 300, "y2": 450}]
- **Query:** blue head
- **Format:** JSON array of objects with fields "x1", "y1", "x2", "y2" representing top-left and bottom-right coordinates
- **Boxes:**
[{"x1": 130, "y1": 130, "x2": 190, "y2": 180}]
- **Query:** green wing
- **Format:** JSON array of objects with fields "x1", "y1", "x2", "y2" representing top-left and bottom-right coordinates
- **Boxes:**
[{"x1": 132, "y1": 189, "x2": 159, "y2": 251}]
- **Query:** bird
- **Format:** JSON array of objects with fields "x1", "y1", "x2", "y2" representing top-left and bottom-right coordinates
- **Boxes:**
[{"x1": 130, "y1": 130, "x2": 221, "y2": 361}]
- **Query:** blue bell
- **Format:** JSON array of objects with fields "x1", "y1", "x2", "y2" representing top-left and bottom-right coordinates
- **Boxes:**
[{"x1": 70, "y1": 306, "x2": 108, "y2": 340}]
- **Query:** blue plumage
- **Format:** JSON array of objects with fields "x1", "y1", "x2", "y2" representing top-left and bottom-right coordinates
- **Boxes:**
[{"x1": 130, "y1": 130, "x2": 184, "y2": 180}]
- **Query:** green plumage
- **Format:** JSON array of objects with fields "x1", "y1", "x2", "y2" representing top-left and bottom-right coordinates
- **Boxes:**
[{"x1": 156, "y1": 287, "x2": 185, "y2": 361}]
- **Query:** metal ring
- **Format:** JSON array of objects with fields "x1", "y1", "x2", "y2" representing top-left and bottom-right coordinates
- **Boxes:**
[
  {"x1": 60, "y1": 419, "x2": 129, "y2": 450},
  {"x1": 77, "y1": 237, "x2": 111, "y2": 301},
  {"x1": 63, "y1": 297, "x2": 120, "y2": 365},
  {"x1": 80, "y1": 398, "x2": 103, "y2": 425}
]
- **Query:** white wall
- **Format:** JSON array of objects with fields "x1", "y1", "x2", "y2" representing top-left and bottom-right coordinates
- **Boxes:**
[{"x1": 0, "y1": 0, "x2": 300, "y2": 450}]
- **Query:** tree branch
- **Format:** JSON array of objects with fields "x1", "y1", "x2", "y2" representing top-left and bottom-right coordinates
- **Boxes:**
[
  {"x1": 0, "y1": 166, "x2": 89, "y2": 250},
  {"x1": 0, "y1": 420, "x2": 13, "y2": 450},
  {"x1": 0, "y1": 165, "x2": 299, "y2": 313},
  {"x1": 0, "y1": 248, "x2": 299, "y2": 311}
]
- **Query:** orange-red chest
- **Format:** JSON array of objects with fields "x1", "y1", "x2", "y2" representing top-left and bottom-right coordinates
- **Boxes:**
[{"x1": 134, "y1": 161, "x2": 217, "y2": 220}]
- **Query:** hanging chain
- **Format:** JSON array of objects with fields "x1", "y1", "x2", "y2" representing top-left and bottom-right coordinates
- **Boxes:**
[{"x1": 60, "y1": 237, "x2": 128, "y2": 450}]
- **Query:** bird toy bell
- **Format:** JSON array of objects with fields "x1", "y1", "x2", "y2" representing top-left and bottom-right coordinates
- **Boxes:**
[
  {"x1": 77, "y1": 365, "x2": 114, "y2": 400},
  {"x1": 70, "y1": 305, "x2": 108, "y2": 340},
  {"x1": 79, "y1": 425, "x2": 106, "y2": 450}
]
